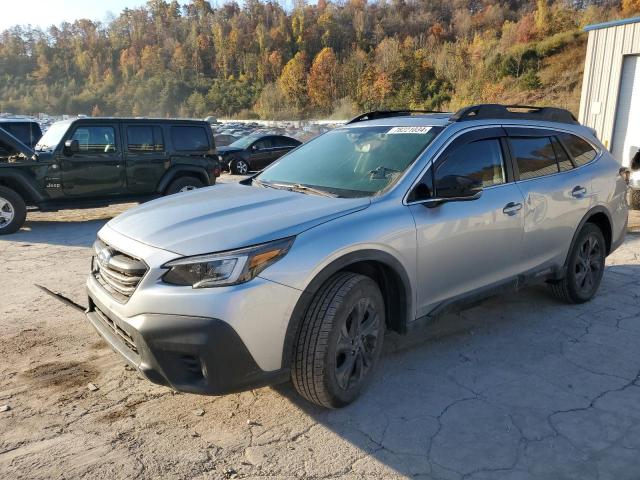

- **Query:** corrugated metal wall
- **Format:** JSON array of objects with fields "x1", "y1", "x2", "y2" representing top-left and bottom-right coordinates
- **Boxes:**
[{"x1": 579, "y1": 21, "x2": 640, "y2": 151}]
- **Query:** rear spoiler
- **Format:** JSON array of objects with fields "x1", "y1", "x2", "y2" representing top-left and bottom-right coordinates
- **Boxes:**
[{"x1": 0, "y1": 126, "x2": 36, "y2": 159}]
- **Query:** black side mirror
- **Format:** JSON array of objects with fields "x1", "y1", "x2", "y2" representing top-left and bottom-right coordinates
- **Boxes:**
[{"x1": 64, "y1": 139, "x2": 80, "y2": 155}]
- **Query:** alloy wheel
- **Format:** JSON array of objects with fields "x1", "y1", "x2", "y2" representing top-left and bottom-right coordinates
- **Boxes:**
[
  {"x1": 334, "y1": 297, "x2": 381, "y2": 391},
  {"x1": 574, "y1": 233, "x2": 604, "y2": 296},
  {"x1": 0, "y1": 196, "x2": 15, "y2": 229},
  {"x1": 236, "y1": 161, "x2": 249, "y2": 175}
]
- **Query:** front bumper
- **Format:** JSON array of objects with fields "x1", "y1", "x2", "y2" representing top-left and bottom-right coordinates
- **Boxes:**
[{"x1": 86, "y1": 288, "x2": 288, "y2": 395}]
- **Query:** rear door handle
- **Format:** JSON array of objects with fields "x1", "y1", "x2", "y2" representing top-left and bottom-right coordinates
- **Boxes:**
[
  {"x1": 571, "y1": 186, "x2": 587, "y2": 198},
  {"x1": 503, "y1": 202, "x2": 523, "y2": 215}
]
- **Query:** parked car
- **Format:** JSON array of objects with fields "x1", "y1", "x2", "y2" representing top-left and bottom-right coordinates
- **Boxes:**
[
  {"x1": 214, "y1": 133, "x2": 240, "y2": 147},
  {"x1": 0, "y1": 119, "x2": 42, "y2": 156},
  {"x1": 85, "y1": 104, "x2": 627, "y2": 408},
  {"x1": 0, "y1": 118, "x2": 220, "y2": 234},
  {"x1": 218, "y1": 134, "x2": 302, "y2": 174}
]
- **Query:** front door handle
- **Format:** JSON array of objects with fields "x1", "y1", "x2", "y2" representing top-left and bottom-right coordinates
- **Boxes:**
[
  {"x1": 503, "y1": 202, "x2": 523, "y2": 215},
  {"x1": 571, "y1": 186, "x2": 587, "y2": 198}
]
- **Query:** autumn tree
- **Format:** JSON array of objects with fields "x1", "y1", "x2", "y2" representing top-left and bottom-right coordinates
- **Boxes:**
[{"x1": 307, "y1": 47, "x2": 338, "y2": 114}]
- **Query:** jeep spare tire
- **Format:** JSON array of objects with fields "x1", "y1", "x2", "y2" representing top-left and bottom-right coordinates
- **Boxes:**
[{"x1": 0, "y1": 186, "x2": 27, "y2": 235}]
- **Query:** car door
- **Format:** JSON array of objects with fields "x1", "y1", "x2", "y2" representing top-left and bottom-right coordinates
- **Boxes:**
[
  {"x1": 124, "y1": 124, "x2": 168, "y2": 194},
  {"x1": 249, "y1": 137, "x2": 273, "y2": 170},
  {"x1": 271, "y1": 136, "x2": 298, "y2": 161},
  {"x1": 61, "y1": 123, "x2": 125, "y2": 197},
  {"x1": 507, "y1": 128, "x2": 596, "y2": 272},
  {"x1": 408, "y1": 127, "x2": 526, "y2": 317}
]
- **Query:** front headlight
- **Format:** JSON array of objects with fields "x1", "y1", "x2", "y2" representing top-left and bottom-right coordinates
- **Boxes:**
[{"x1": 162, "y1": 237, "x2": 294, "y2": 288}]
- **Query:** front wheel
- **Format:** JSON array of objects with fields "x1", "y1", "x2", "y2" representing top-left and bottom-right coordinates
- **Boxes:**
[
  {"x1": 292, "y1": 272, "x2": 385, "y2": 408},
  {"x1": 549, "y1": 223, "x2": 606, "y2": 303},
  {"x1": 0, "y1": 186, "x2": 27, "y2": 235}
]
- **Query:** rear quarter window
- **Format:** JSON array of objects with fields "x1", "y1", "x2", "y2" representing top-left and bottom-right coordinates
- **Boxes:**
[
  {"x1": 171, "y1": 126, "x2": 209, "y2": 151},
  {"x1": 558, "y1": 133, "x2": 597, "y2": 166}
]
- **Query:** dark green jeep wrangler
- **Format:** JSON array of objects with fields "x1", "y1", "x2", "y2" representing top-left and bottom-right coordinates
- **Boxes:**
[{"x1": 0, "y1": 118, "x2": 221, "y2": 234}]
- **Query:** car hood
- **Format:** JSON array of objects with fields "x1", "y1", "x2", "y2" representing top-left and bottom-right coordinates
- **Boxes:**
[
  {"x1": 0, "y1": 127, "x2": 35, "y2": 158},
  {"x1": 105, "y1": 183, "x2": 370, "y2": 256},
  {"x1": 217, "y1": 146, "x2": 243, "y2": 155}
]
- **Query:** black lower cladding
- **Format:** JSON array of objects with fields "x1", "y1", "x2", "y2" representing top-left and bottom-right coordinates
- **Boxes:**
[{"x1": 86, "y1": 292, "x2": 289, "y2": 395}]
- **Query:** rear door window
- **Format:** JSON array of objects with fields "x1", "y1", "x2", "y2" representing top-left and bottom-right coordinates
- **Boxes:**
[
  {"x1": 273, "y1": 136, "x2": 299, "y2": 148},
  {"x1": 510, "y1": 137, "x2": 558, "y2": 180},
  {"x1": 557, "y1": 133, "x2": 597, "y2": 166},
  {"x1": 127, "y1": 126, "x2": 164, "y2": 152},
  {"x1": 171, "y1": 126, "x2": 209, "y2": 151}
]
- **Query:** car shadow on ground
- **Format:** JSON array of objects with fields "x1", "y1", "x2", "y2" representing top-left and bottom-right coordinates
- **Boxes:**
[
  {"x1": 271, "y1": 263, "x2": 640, "y2": 477},
  {"x1": 1, "y1": 218, "x2": 109, "y2": 248}
]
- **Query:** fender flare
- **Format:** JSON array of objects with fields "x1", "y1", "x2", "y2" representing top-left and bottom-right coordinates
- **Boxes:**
[
  {"x1": 563, "y1": 205, "x2": 613, "y2": 269},
  {"x1": 280, "y1": 249, "x2": 413, "y2": 369},
  {"x1": 0, "y1": 169, "x2": 46, "y2": 203},
  {"x1": 156, "y1": 166, "x2": 210, "y2": 193}
]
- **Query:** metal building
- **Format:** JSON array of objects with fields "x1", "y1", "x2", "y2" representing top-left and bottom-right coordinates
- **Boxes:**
[{"x1": 579, "y1": 16, "x2": 640, "y2": 167}]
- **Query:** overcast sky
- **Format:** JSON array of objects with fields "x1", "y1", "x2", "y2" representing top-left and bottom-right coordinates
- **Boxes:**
[{"x1": 0, "y1": 0, "x2": 149, "y2": 31}]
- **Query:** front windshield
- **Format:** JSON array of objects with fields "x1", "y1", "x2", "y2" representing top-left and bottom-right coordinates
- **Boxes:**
[
  {"x1": 256, "y1": 125, "x2": 443, "y2": 197},
  {"x1": 35, "y1": 122, "x2": 70, "y2": 150},
  {"x1": 228, "y1": 134, "x2": 260, "y2": 149}
]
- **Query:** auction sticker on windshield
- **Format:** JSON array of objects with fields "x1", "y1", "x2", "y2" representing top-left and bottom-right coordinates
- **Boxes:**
[{"x1": 387, "y1": 126, "x2": 432, "y2": 134}]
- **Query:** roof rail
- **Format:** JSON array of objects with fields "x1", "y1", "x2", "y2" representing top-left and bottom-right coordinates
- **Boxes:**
[
  {"x1": 346, "y1": 110, "x2": 446, "y2": 124},
  {"x1": 450, "y1": 104, "x2": 578, "y2": 125}
]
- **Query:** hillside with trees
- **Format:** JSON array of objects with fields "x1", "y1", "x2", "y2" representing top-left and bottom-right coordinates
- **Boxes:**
[{"x1": 0, "y1": 0, "x2": 637, "y2": 119}]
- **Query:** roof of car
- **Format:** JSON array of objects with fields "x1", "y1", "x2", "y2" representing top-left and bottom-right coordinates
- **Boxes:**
[
  {"x1": 0, "y1": 118, "x2": 39, "y2": 123},
  {"x1": 343, "y1": 113, "x2": 452, "y2": 128}
]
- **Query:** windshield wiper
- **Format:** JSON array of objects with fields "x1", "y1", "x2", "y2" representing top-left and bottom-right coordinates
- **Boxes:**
[{"x1": 288, "y1": 183, "x2": 338, "y2": 198}]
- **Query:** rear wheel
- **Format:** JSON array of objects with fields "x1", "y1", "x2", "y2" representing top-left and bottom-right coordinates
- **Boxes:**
[
  {"x1": 549, "y1": 223, "x2": 606, "y2": 303},
  {"x1": 0, "y1": 186, "x2": 26, "y2": 235},
  {"x1": 631, "y1": 189, "x2": 640, "y2": 210},
  {"x1": 230, "y1": 159, "x2": 250, "y2": 175},
  {"x1": 165, "y1": 176, "x2": 204, "y2": 195},
  {"x1": 292, "y1": 272, "x2": 385, "y2": 408}
]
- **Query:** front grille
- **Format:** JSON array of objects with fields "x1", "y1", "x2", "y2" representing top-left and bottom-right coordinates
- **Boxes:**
[
  {"x1": 93, "y1": 304, "x2": 138, "y2": 354},
  {"x1": 92, "y1": 239, "x2": 147, "y2": 303}
]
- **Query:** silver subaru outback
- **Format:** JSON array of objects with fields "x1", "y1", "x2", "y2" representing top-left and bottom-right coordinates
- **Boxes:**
[{"x1": 86, "y1": 104, "x2": 628, "y2": 408}]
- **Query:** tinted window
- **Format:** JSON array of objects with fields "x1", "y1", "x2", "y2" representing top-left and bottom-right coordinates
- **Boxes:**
[
  {"x1": 558, "y1": 133, "x2": 597, "y2": 166},
  {"x1": 127, "y1": 126, "x2": 164, "y2": 152},
  {"x1": 552, "y1": 137, "x2": 573, "y2": 172},
  {"x1": 274, "y1": 136, "x2": 300, "y2": 148},
  {"x1": 253, "y1": 138, "x2": 272, "y2": 150},
  {"x1": 435, "y1": 139, "x2": 505, "y2": 191},
  {"x1": 510, "y1": 137, "x2": 558, "y2": 180},
  {"x1": 3, "y1": 123, "x2": 41, "y2": 146},
  {"x1": 71, "y1": 126, "x2": 116, "y2": 153},
  {"x1": 171, "y1": 126, "x2": 209, "y2": 151}
]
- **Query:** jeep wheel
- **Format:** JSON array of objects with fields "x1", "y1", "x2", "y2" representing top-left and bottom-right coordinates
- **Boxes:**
[
  {"x1": 165, "y1": 176, "x2": 204, "y2": 195},
  {"x1": 0, "y1": 186, "x2": 27, "y2": 235},
  {"x1": 549, "y1": 223, "x2": 606, "y2": 304},
  {"x1": 231, "y1": 159, "x2": 250, "y2": 175},
  {"x1": 292, "y1": 272, "x2": 385, "y2": 408},
  {"x1": 631, "y1": 189, "x2": 640, "y2": 210}
]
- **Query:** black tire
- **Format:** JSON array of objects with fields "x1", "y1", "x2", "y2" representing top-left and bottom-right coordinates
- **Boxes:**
[
  {"x1": 292, "y1": 272, "x2": 386, "y2": 408},
  {"x1": 549, "y1": 223, "x2": 606, "y2": 304},
  {"x1": 165, "y1": 176, "x2": 205, "y2": 195},
  {"x1": 230, "y1": 159, "x2": 250, "y2": 175},
  {"x1": 0, "y1": 186, "x2": 26, "y2": 235},
  {"x1": 631, "y1": 189, "x2": 640, "y2": 210}
]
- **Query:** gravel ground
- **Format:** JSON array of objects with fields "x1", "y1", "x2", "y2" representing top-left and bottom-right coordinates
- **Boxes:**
[{"x1": 1, "y1": 178, "x2": 639, "y2": 479}]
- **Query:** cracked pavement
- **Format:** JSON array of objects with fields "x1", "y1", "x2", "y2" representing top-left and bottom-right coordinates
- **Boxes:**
[{"x1": 1, "y1": 186, "x2": 639, "y2": 479}]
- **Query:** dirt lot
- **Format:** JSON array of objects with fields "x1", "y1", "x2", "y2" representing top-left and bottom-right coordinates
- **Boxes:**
[{"x1": 1, "y1": 181, "x2": 640, "y2": 479}]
